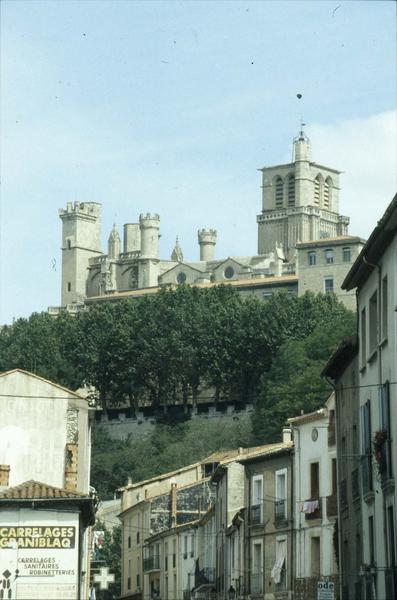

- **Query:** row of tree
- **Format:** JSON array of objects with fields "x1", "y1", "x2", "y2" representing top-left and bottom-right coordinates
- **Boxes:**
[{"x1": 0, "y1": 286, "x2": 353, "y2": 414}]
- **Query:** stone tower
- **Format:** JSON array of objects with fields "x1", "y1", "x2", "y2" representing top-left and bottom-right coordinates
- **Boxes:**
[
  {"x1": 257, "y1": 131, "x2": 349, "y2": 258},
  {"x1": 198, "y1": 229, "x2": 217, "y2": 261},
  {"x1": 59, "y1": 202, "x2": 102, "y2": 305},
  {"x1": 138, "y1": 213, "x2": 160, "y2": 288}
]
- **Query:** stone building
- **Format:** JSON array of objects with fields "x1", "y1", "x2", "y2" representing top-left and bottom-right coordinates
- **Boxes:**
[
  {"x1": 53, "y1": 132, "x2": 364, "y2": 313},
  {"x1": 323, "y1": 195, "x2": 397, "y2": 600},
  {"x1": 0, "y1": 369, "x2": 95, "y2": 600}
]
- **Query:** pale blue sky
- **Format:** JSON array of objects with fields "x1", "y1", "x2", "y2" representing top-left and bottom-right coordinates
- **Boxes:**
[{"x1": 1, "y1": 0, "x2": 396, "y2": 323}]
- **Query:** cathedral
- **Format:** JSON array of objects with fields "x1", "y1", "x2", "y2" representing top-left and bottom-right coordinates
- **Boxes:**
[{"x1": 54, "y1": 132, "x2": 364, "y2": 314}]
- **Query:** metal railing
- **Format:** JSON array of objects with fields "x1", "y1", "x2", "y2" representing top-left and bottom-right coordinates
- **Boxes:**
[
  {"x1": 250, "y1": 573, "x2": 263, "y2": 594},
  {"x1": 143, "y1": 555, "x2": 160, "y2": 572},
  {"x1": 250, "y1": 504, "x2": 261, "y2": 524},
  {"x1": 274, "y1": 499, "x2": 287, "y2": 523}
]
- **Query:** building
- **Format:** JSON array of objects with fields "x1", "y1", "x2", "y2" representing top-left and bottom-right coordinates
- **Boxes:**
[
  {"x1": 323, "y1": 194, "x2": 397, "y2": 599},
  {"x1": 52, "y1": 132, "x2": 364, "y2": 313},
  {"x1": 0, "y1": 369, "x2": 96, "y2": 600},
  {"x1": 288, "y1": 397, "x2": 339, "y2": 599}
]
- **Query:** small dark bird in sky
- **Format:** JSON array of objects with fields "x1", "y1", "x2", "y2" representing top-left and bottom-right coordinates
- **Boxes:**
[{"x1": 297, "y1": 93, "x2": 302, "y2": 99}]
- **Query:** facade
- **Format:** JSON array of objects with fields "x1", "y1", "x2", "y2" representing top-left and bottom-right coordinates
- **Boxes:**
[
  {"x1": 288, "y1": 398, "x2": 339, "y2": 599},
  {"x1": 0, "y1": 369, "x2": 95, "y2": 600},
  {"x1": 53, "y1": 132, "x2": 363, "y2": 313},
  {"x1": 323, "y1": 195, "x2": 397, "y2": 600}
]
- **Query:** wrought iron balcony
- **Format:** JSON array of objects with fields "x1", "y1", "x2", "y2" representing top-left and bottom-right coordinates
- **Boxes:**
[
  {"x1": 143, "y1": 555, "x2": 160, "y2": 572},
  {"x1": 274, "y1": 499, "x2": 287, "y2": 524},
  {"x1": 304, "y1": 498, "x2": 322, "y2": 520},
  {"x1": 250, "y1": 503, "x2": 261, "y2": 524}
]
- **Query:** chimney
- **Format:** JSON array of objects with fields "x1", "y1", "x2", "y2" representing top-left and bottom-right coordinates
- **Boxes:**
[
  {"x1": 282, "y1": 428, "x2": 292, "y2": 443},
  {"x1": 0, "y1": 465, "x2": 10, "y2": 487}
]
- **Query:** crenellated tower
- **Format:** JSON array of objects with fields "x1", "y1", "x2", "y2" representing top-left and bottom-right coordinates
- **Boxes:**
[
  {"x1": 59, "y1": 202, "x2": 102, "y2": 305},
  {"x1": 198, "y1": 229, "x2": 217, "y2": 261},
  {"x1": 138, "y1": 213, "x2": 160, "y2": 288}
]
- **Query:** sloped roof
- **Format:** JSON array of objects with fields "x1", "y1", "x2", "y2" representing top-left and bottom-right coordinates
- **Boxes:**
[
  {"x1": 0, "y1": 480, "x2": 89, "y2": 500},
  {"x1": 0, "y1": 369, "x2": 85, "y2": 400}
]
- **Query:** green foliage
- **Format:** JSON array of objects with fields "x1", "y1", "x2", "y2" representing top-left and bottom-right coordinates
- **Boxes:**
[
  {"x1": 91, "y1": 417, "x2": 255, "y2": 499},
  {"x1": 252, "y1": 305, "x2": 356, "y2": 443}
]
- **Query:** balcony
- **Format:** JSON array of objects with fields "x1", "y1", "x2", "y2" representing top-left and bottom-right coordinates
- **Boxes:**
[
  {"x1": 304, "y1": 499, "x2": 322, "y2": 520},
  {"x1": 274, "y1": 499, "x2": 287, "y2": 524},
  {"x1": 250, "y1": 504, "x2": 262, "y2": 525},
  {"x1": 143, "y1": 555, "x2": 160, "y2": 572},
  {"x1": 326, "y1": 493, "x2": 337, "y2": 517}
]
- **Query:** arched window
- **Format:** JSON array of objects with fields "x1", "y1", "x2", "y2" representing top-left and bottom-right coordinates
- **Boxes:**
[
  {"x1": 314, "y1": 176, "x2": 321, "y2": 205},
  {"x1": 324, "y1": 177, "x2": 333, "y2": 209},
  {"x1": 67, "y1": 239, "x2": 71, "y2": 250},
  {"x1": 287, "y1": 174, "x2": 295, "y2": 207},
  {"x1": 275, "y1": 177, "x2": 284, "y2": 209}
]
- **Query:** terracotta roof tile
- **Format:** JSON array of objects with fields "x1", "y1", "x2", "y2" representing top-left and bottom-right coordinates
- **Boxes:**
[{"x1": 0, "y1": 480, "x2": 89, "y2": 500}]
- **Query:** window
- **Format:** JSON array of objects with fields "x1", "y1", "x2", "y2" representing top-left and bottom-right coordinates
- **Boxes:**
[
  {"x1": 165, "y1": 577, "x2": 168, "y2": 600},
  {"x1": 224, "y1": 266, "x2": 235, "y2": 279},
  {"x1": 361, "y1": 308, "x2": 367, "y2": 365},
  {"x1": 308, "y1": 251, "x2": 316, "y2": 266},
  {"x1": 343, "y1": 247, "x2": 351, "y2": 262},
  {"x1": 172, "y1": 539, "x2": 176, "y2": 568},
  {"x1": 136, "y1": 531, "x2": 140, "y2": 544},
  {"x1": 368, "y1": 516, "x2": 375, "y2": 565},
  {"x1": 387, "y1": 506, "x2": 396, "y2": 568},
  {"x1": 275, "y1": 177, "x2": 284, "y2": 208},
  {"x1": 324, "y1": 177, "x2": 332, "y2": 209},
  {"x1": 314, "y1": 176, "x2": 321, "y2": 205},
  {"x1": 275, "y1": 469, "x2": 287, "y2": 521},
  {"x1": 328, "y1": 409, "x2": 336, "y2": 445},
  {"x1": 67, "y1": 282, "x2": 71, "y2": 292},
  {"x1": 287, "y1": 174, "x2": 295, "y2": 206},
  {"x1": 177, "y1": 271, "x2": 186, "y2": 284},
  {"x1": 324, "y1": 277, "x2": 334, "y2": 293},
  {"x1": 252, "y1": 542, "x2": 263, "y2": 593},
  {"x1": 271, "y1": 539, "x2": 287, "y2": 589},
  {"x1": 369, "y1": 291, "x2": 378, "y2": 353},
  {"x1": 164, "y1": 542, "x2": 168, "y2": 571},
  {"x1": 128, "y1": 535, "x2": 131, "y2": 548},
  {"x1": 67, "y1": 239, "x2": 71, "y2": 250},
  {"x1": 311, "y1": 537, "x2": 321, "y2": 576},
  {"x1": 380, "y1": 381, "x2": 392, "y2": 478},
  {"x1": 183, "y1": 535, "x2": 188, "y2": 559},
  {"x1": 310, "y1": 462, "x2": 320, "y2": 499},
  {"x1": 325, "y1": 249, "x2": 334, "y2": 264},
  {"x1": 190, "y1": 534, "x2": 194, "y2": 557},
  {"x1": 251, "y1": 475, "x2": 263, "y2": 523},
  {"x1": 136, "y1": 572, "x2": 140, "y2": 588},
  {"x1": 127, "y1": 559, "x2": 131, "y2": 590},
  {"x1": 361, "y1": 401, "x2": 373, "y2": 493},
  {"x1": 382, "y1": 276, "x2": 388, "y2": 339}
]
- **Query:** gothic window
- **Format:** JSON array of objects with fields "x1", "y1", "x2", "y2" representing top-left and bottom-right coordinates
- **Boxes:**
[
  {"x1": 324, "y1": 177, "x2": 333, "y2": 209},
  {"x1": 314, "y1": 175, "x2": 321, "y2": 205},
  {"x1": 177, "y1": 271, "x2": 187, "y2": 284},
  {"x1": 275, "y1": 177, "x2": 284, "y2": 209},
  {"x1": 287, "y1": 174, "x2": 295, "y2": 207}
]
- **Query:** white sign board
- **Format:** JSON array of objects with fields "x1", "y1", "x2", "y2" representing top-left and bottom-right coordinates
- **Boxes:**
[
  {"x1": 0, "y1": 508, "x2": 79, "y2": 600},
  {"x1": 317, "y1": 580, "x2": 335, "y2": 600}
]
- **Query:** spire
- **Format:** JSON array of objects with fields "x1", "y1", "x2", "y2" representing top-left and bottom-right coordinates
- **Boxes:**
[
  {"x1": 108, "y1": 223, "x2": 121, "y2": 258},
  {"x1": 293, "y1": 120, "x2": 310, "y2": 161},
  {"x1": 171, "y1": 236, "x2": 184, "y2": 262}
]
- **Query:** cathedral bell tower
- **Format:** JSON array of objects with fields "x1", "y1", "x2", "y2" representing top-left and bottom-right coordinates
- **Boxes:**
[
  {"x1": 59, "y1": 202, "x2": 102, "y2": 306},
  {"x1": 256, "y1": 131, "x2": 348, "y2": 259}
]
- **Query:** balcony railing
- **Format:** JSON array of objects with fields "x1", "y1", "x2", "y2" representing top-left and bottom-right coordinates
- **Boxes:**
[
  {"x1": 274, "y1": 499, "x2": 287, "y2": 524},
  {"x1": 250, "y1": 504, "x2": 261, "y2": 524},
  {"x1": 143, "y1": 555, "x2": 160, "y2": 572},
  {"x1": 326, "y1": 493, "x2": 337, "y2": 517}
]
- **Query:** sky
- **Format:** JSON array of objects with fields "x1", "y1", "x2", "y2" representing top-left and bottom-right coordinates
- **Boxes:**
[{"x1": 1, "y1": 0, "x2": 396, "y2": 323}]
